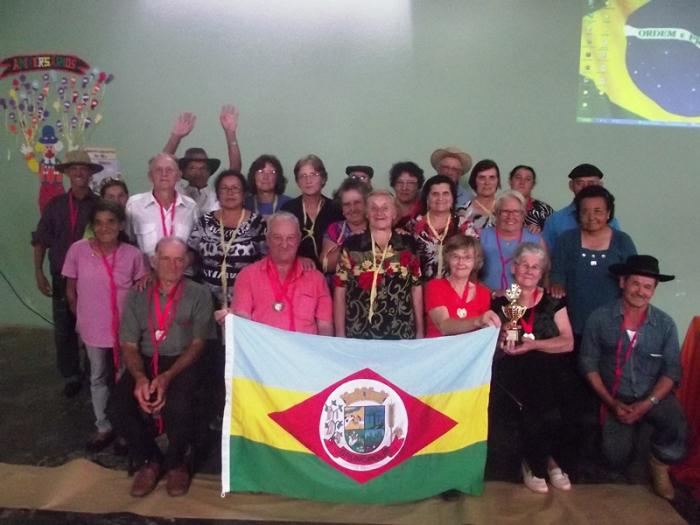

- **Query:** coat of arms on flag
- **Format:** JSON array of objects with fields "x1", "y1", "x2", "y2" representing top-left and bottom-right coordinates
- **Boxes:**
[{"x1": 222, "y1": 315, "x2": 498, "y2": 504}]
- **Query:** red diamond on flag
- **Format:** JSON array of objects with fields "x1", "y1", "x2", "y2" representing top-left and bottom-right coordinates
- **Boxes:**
[{"x1": 269, "y1": 368, "x2": 457, "y2": 484}]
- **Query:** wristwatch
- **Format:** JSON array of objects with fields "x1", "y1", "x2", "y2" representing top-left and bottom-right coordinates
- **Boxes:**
[{"x1": 648, "y1": 395, "x2": 660, "y2": 406}]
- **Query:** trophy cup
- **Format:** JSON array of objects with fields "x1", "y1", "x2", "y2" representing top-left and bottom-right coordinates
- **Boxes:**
[{"x1": 501, "y1": 283, "x2": 527, "y2": 343}]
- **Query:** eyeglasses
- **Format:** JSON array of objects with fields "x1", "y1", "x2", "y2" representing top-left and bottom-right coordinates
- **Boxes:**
[
  {"x1": 499, "y1": 209, "x2": 523, "y2": 216},
  {"x1": 298, "y1": 172, "x2": 321, "y2": 180},
  {"x1": 256, "y1": 170, "x2": 277, "y2": 177}
]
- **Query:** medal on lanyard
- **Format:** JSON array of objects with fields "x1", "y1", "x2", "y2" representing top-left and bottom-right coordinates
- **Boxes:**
[{"x1": 519, "y1": 289, "x2": 539, "y2": 341}]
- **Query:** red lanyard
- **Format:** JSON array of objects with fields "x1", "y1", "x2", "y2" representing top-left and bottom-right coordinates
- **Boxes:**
[
  {"x1": 147, "y1": 279, "x2": 183, "y2": 433},
  {"x1": 495, "y1": 229, "x2": 522, "y2": 290},
  {"x1": 95, "y1": 242, "x2": 121, "y2": 378},
  {"x1": 153, "y1": 193, "x2": 176, "y2": 237},
  {"x1": 267, "y1": 260, "x2": 298, "y2": 331},
  {"x1": 519, "y1": 289, "x2": 540, "y2": 335},
  {"x1": 611, "y1": 310, "x2": 647, "y2": 399},
  {"x1": 67, "y1": 191, "x2": 79, "y2": 240},
  {"x1": 526, "y1": 197, "x2": 533, "y2": 212}
]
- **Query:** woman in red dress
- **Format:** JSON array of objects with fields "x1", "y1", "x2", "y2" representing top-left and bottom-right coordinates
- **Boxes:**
[{"x1": 424, "y1": 235, "x2": 500, "y2": 338}]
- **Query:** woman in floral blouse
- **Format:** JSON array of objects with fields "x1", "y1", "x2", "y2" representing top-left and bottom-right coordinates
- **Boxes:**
[
  {"x1": 334, "y1": 190, "x2": 423, "y2": 340},
  {"x1": 404, "y1": 175, "x2": 478, "y2": 283}
]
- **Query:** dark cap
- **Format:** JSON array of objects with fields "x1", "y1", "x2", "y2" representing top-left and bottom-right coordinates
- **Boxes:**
[
  {"x1": 568, "y1": 163, "x2": 604, "y2": 180},
  {"x1": 345, "y1": 165, "x2": 374, "y2": 178}
]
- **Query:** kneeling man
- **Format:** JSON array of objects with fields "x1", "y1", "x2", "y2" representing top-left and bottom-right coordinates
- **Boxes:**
[
  {"x1": 580, "y1": 255, "x2": 687, "y2": 499},
  {"x1": 109, "y1": 237, "x2": 213, "y2": 497}
]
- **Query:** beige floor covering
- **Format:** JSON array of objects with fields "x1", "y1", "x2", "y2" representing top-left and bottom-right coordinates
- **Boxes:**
[{"x1": 0, "y1": 459, "x2": 687, "y2": 525}]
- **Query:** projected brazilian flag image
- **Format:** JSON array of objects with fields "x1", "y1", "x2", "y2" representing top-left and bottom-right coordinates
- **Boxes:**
[
  {"x1": 577, "y1": 0, "x2": 700, "y2": 127},
  {"x1": 221, "y1": 315, "x2": 498, "y2": 504}
]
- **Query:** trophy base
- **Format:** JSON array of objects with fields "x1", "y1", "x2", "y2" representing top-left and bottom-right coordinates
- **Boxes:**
[{"x1": 505, "y1": 328, "x2": 521, "y2": 343}]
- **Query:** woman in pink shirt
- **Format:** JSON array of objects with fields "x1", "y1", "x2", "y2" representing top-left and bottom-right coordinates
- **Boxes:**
[{"x1": 63, "y1": 200, "x2": 149, "y2": 453}]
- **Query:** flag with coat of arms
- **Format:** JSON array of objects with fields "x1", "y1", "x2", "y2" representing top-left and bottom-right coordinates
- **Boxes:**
[{"x1": 222, "y1": 315, "x2": 498, "y2": 503}]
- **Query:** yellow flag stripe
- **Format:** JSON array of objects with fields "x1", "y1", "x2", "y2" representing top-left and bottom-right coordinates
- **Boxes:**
[{"x1": 230, "y1": 378, "x2": 489, "y2": 455}]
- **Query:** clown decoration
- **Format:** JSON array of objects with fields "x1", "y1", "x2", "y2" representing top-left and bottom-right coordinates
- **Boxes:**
[{"x1": 0, "y1": 54, "x2": 114, "y2": 211}]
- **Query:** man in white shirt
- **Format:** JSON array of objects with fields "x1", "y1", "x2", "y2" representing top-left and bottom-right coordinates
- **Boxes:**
[{"x1": 125, "y1": 153, "x2": 198, "y2": 258}]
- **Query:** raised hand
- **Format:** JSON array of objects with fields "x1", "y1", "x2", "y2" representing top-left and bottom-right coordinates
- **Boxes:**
[
  {"x1": 171, "y1": 112, "x2": 196, "y2": 138},
  {"x1": 219, "y1": 105, "x2": 239, "y2": 134}
]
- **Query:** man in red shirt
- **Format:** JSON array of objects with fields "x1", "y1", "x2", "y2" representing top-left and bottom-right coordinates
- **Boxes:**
[{"x1": 228, "y1": 212, "x2": 333, "y2": 335}]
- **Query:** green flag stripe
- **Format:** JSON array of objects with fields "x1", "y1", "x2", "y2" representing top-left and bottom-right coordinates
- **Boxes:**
[{"x1": 228, "y1": 436, "x2": 487, "y2": 504}]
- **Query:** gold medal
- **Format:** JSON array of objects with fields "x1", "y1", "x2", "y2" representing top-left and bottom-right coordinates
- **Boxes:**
[
  {"x1": 456, "y1": 308, "x2": 467, "y2": 319},
  {"x1": 522, "y1": 333, "x2": 535, "y2": 341},
  {"x1": 155, "y1": 329, "x2": 165, "y2": 342}
]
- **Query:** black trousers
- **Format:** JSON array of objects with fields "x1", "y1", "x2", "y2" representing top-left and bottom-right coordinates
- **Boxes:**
[
  {"x1": 51, "y1": 275, "x2": 81, "y2": 381},
  {"x1": 107, "y1": 354, "x2": 202, "y2": 471}
]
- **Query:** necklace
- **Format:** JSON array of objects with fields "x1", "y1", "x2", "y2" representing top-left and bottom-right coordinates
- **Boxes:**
[
  {"x1": 302, "y1": 197, "x2": 323, "y2": 258},
  {"x1": 425, "y1": 212, "x2": 452, "y2": 278},
  {"x1": 368, "y1": 232, "x2": 391, "y2": 322},
  {"x1": 218, "y1": 209, "x2": 246, "y2": 307}
]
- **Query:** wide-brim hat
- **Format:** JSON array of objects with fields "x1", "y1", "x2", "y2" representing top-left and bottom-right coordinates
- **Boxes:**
[
  {"x1": 430, "y1": 147, "x2": 473, "y2": 173},
  {"x1": 177, "y1": 147, "x2": 221, "y2": 174},
  {"x1": 56, "y1": 149, "x2": 104, "y2": 174},
  {"x1": 609, "y1": 255, "x2": 675, "y2": 282}
]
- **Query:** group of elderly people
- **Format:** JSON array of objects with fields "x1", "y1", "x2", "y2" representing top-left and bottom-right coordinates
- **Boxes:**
[{"x1": 33, "y1": 117, "x2": 685, "y2": 501}]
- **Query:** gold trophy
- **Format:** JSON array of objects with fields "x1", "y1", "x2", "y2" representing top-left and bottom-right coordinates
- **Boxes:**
[{"x1": 501, "y1": 283, "x2": 527, "y2": 343}]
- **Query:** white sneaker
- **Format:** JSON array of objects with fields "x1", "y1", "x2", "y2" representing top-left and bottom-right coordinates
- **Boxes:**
[
  {"x1": 522, "y1": 461, "x2": 548, "y2": 494},
  {"x1": 548, "y1": 467, "x2": 572, "y2": 491}
]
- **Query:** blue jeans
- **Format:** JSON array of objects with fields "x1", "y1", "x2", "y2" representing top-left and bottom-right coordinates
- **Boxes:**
[{"x1": 602, "y1": 394, "x2": 687, "y2": 467}]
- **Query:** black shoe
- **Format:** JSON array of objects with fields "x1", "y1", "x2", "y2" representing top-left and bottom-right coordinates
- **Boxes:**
[
  {"x1": 63, "y1": 381, "x2": 82, "y2": 398},
  {"x1": 85, "y1": 431, "x2": 115, "y2": 453}
]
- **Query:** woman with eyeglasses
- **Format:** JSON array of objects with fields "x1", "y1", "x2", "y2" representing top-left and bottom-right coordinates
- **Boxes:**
[
  {"x1": 188, "y1": 169, "x2": 267, "y2": 309},
  {"x1": 389, "y1": 161, "x2": 424, "y2": 228},
  {"x1": 244, "y1": 154, "x2": 292, "y2": 217},
  {"x1": 549, "y1": 185, "x2": 636, "y2": 343},
  {"x1": 281, "y1": 154, "x2": 343, "y2": 269},
  {"x1": 479, "y1": 190, "x2": 543, "y2": 295},
  {"x1": 424, "y1": 235, "x2": 500, "y2": 338},
  {"x1": 490, "y1": 243, "x2": 575, "y2": 494}
]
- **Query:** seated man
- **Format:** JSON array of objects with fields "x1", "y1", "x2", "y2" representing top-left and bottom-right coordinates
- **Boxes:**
[
  {"x1": 580, "y1": 255, "x2": 687, "y2": 500},
  {"x1": 108, "y1": 237, "x2": 214, "y2": 498},
  {"x1": 228, "y1": 211, "x2": 333, "y2": 336}
]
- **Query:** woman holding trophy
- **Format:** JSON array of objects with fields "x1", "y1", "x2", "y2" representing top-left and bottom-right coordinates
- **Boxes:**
[{"x1": 491, "y1": 242, "x2": 575, "y2": 494}]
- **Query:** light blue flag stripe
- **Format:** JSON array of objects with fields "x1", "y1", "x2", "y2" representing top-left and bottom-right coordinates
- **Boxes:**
[{"x1": 232, "y1": 315, "x2": 498, "y2": 396}]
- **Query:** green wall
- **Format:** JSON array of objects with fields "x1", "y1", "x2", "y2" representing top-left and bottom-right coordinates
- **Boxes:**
[{"x1": 1, "y1": 1, "x2": 698, "y2": 332}]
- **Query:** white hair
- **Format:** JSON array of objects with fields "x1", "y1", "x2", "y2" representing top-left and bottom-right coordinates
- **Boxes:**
[
  {"x1": 266, "y1": 211, "x2": 300, "y2": 235},
  {"x1": 495, "y1": 189, "x2": 526, "y2": 214}
]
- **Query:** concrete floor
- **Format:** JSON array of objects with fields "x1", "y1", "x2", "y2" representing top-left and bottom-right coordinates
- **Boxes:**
[{"x1": 1, "y1": 326, "x2": 698, "y2": 524}]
